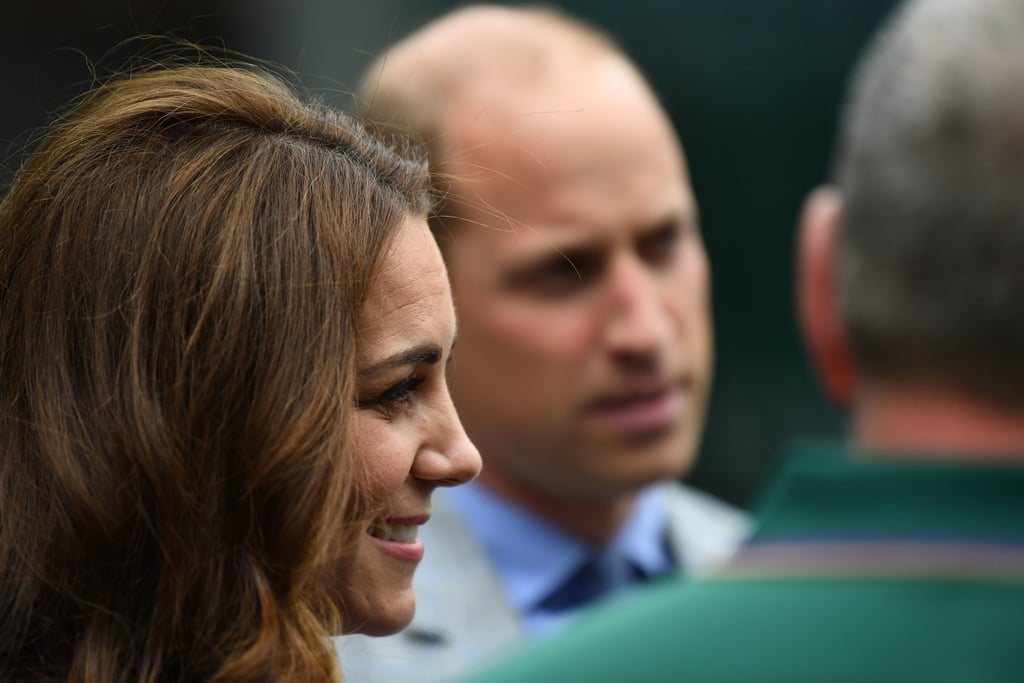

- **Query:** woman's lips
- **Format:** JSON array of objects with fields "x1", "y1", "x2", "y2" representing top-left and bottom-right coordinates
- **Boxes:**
[
  {"x1": 367, "y1": 517, "x2": 428, "y2": 562},
  {"x1": 587, "y1": 386, "x2": 684, "y2": 435}
]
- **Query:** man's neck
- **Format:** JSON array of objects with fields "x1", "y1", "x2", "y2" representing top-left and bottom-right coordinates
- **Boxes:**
[
  {"x1": 854, "y1": 384, "x2": 1024, "y2": 461},
  {"x1": 475, "y1": 468, "x2": 638, "y2": 545}
]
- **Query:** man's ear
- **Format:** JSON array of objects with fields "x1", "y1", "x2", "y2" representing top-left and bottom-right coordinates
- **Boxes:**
[{"x1": 797, "y1": 187, "x2": 855, "y2": 407}]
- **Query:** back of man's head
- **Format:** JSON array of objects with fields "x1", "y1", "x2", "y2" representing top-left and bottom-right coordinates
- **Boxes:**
[{"x1": 835, "y1": 0, "x2": 1024, "y2": 410}]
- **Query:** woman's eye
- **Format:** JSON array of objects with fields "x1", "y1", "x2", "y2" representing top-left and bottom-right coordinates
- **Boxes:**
[{"x1": 359, "y1": 375, "x2": 425, "y2": 419}]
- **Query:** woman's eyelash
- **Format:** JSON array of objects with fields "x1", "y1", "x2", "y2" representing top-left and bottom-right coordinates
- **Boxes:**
[{"x1": 359, "y1": 375, "x2": 425, "y2": 417}]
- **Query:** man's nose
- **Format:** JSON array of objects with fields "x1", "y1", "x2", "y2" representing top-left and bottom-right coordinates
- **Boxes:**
[{"x1": 602, "y1": 254, "x2": 674, "y2": 362}]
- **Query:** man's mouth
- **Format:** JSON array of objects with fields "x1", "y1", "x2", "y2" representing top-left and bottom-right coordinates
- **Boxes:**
[{"x1": 587, "y1": 385, "x2": 685, "y2": 435}]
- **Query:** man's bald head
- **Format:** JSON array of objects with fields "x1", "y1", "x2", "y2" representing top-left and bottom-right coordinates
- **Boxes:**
[
  {"x1": 358, "y1": 5, "x2": 649, "y2": 227},
  {"x1": 361, "y1": 5, "x2": 615, "y2": 105},
  {"x1": 360, "y1": 6, "x2": 615, "y2": 121}
]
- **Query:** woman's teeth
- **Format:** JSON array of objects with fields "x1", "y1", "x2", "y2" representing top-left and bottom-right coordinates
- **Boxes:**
[{"x1": 369, "y1": 522, "x2": 419, "y2": 543}]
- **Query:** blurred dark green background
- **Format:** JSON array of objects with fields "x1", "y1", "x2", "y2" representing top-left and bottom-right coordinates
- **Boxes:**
[{"x1": 1, "y1": 0, "x2": 899, "y2": 507}]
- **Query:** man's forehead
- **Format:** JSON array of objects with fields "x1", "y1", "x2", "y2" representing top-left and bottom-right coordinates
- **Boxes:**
[
  {"x1": 448, "y1": 196, "x2": 695, "y2": 267},
  {"x1": 449, "y1": 60, "x2": 655, "y2": 140},
  {"x1": 443, "y1": 136, "x2": 693, "y2": 239},
  {"x1": 443, "y1": 77, "x2": 687, "y2": 200},
  {"x1": 435, "y1": 51, "x2": 695, "y2": 266}
]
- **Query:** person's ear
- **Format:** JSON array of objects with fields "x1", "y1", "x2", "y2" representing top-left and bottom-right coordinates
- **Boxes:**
[{"x1": 797, "y1": 186, "x2": 855, "y2": 407}]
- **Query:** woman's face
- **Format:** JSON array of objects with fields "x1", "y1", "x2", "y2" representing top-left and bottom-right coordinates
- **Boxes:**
[{"x1": 340, "y1": 216, "x2": 481, "y2": 635}]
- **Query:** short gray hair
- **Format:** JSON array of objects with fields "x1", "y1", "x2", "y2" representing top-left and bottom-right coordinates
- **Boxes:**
[{"x1": 836, "y1": 0, "x2": 1024, "y2": 408}]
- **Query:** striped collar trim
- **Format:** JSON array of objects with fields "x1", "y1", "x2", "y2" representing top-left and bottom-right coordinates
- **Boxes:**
[{"x1": 713, "y1": 538, "x2": 1024, "y2": 583}]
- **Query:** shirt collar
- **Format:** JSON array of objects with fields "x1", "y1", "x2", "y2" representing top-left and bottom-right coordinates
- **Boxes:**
[
  {"x1": 444, "y1": 481, "x2": 673, "y2": 618},
  {"x1": 612, "y1": 483, "x2": 674, "y2": 577}
]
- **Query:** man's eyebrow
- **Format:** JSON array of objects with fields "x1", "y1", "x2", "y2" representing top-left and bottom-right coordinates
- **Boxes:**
[
  {"x1": 358, "y1": 337, "x2": 458, "y2": 375},
  {"x1": 642, "y1": 208, "x2": 694, "y2": 234},
  {"x1": 501, "y1": 245, "x2": 599, "y2": 283}
]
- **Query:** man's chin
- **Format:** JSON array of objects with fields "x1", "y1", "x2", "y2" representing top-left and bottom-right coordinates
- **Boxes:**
[{"x1": 591, "y1": 437, "x2": 698, "y2": 485}]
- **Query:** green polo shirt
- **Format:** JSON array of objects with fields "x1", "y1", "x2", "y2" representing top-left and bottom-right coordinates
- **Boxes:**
[{"x1": 463, "y1": 441, "x2": 1024, "y2": 682}]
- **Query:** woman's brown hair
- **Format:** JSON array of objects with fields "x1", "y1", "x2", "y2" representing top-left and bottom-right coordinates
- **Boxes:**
[{"x1": 0, "y1": 63, "x2": 430, "y2": 682}]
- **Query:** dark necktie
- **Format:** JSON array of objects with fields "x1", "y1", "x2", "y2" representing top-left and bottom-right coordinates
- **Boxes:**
[
  {"x1": 536, "y1": 536, "x2": 679, "y2": 614},
  {"x1": 536, "y1": 552, "x2": 643, "y2": 614}
]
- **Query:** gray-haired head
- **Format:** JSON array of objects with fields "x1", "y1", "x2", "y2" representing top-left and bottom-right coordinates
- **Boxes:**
[{"x1": 836, "y1": 0, "x2": 1024, "y2": 408}]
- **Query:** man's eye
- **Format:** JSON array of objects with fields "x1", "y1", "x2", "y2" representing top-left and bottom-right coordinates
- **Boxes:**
[
  {"x1": 359, "y1": 375, "x2": 425, "y2": 419},
  {"x1": 535, "y1": 258, "x2": 583, "y2": 286},
  {"x1": 518, "y1": 254, "x2": 600, "y2": 298},
  {"x1": 637, "y1": 225, "x2": 680, "y2": 266}
]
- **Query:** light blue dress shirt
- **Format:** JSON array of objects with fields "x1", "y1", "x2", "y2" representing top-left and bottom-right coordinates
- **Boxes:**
[{"x1": 444, "y1": 482, "x2": 675, "y2": 638}]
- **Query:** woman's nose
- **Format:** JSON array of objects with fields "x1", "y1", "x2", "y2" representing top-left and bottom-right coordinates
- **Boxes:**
[{"x1": 412, "y1": 392, "x2": 482, "y2": 487}]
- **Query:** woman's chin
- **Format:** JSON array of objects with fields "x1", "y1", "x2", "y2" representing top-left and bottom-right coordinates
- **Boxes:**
[
  {"x1": 341, "y1": 588, "x2": 416, "y2": 636},
  {"x1": 352, "y1": 613, "x2": 414, "y2": 637}
]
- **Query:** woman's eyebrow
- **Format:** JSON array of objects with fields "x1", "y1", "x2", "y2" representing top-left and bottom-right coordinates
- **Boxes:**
[{"x1": 359, "y1": 345, "x2": 443, "y2": 376}]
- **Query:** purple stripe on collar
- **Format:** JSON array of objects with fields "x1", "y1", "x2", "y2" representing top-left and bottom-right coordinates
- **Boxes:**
[{"x1": 714, "y1": 538, "x2": 1024, "y2": 582}]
